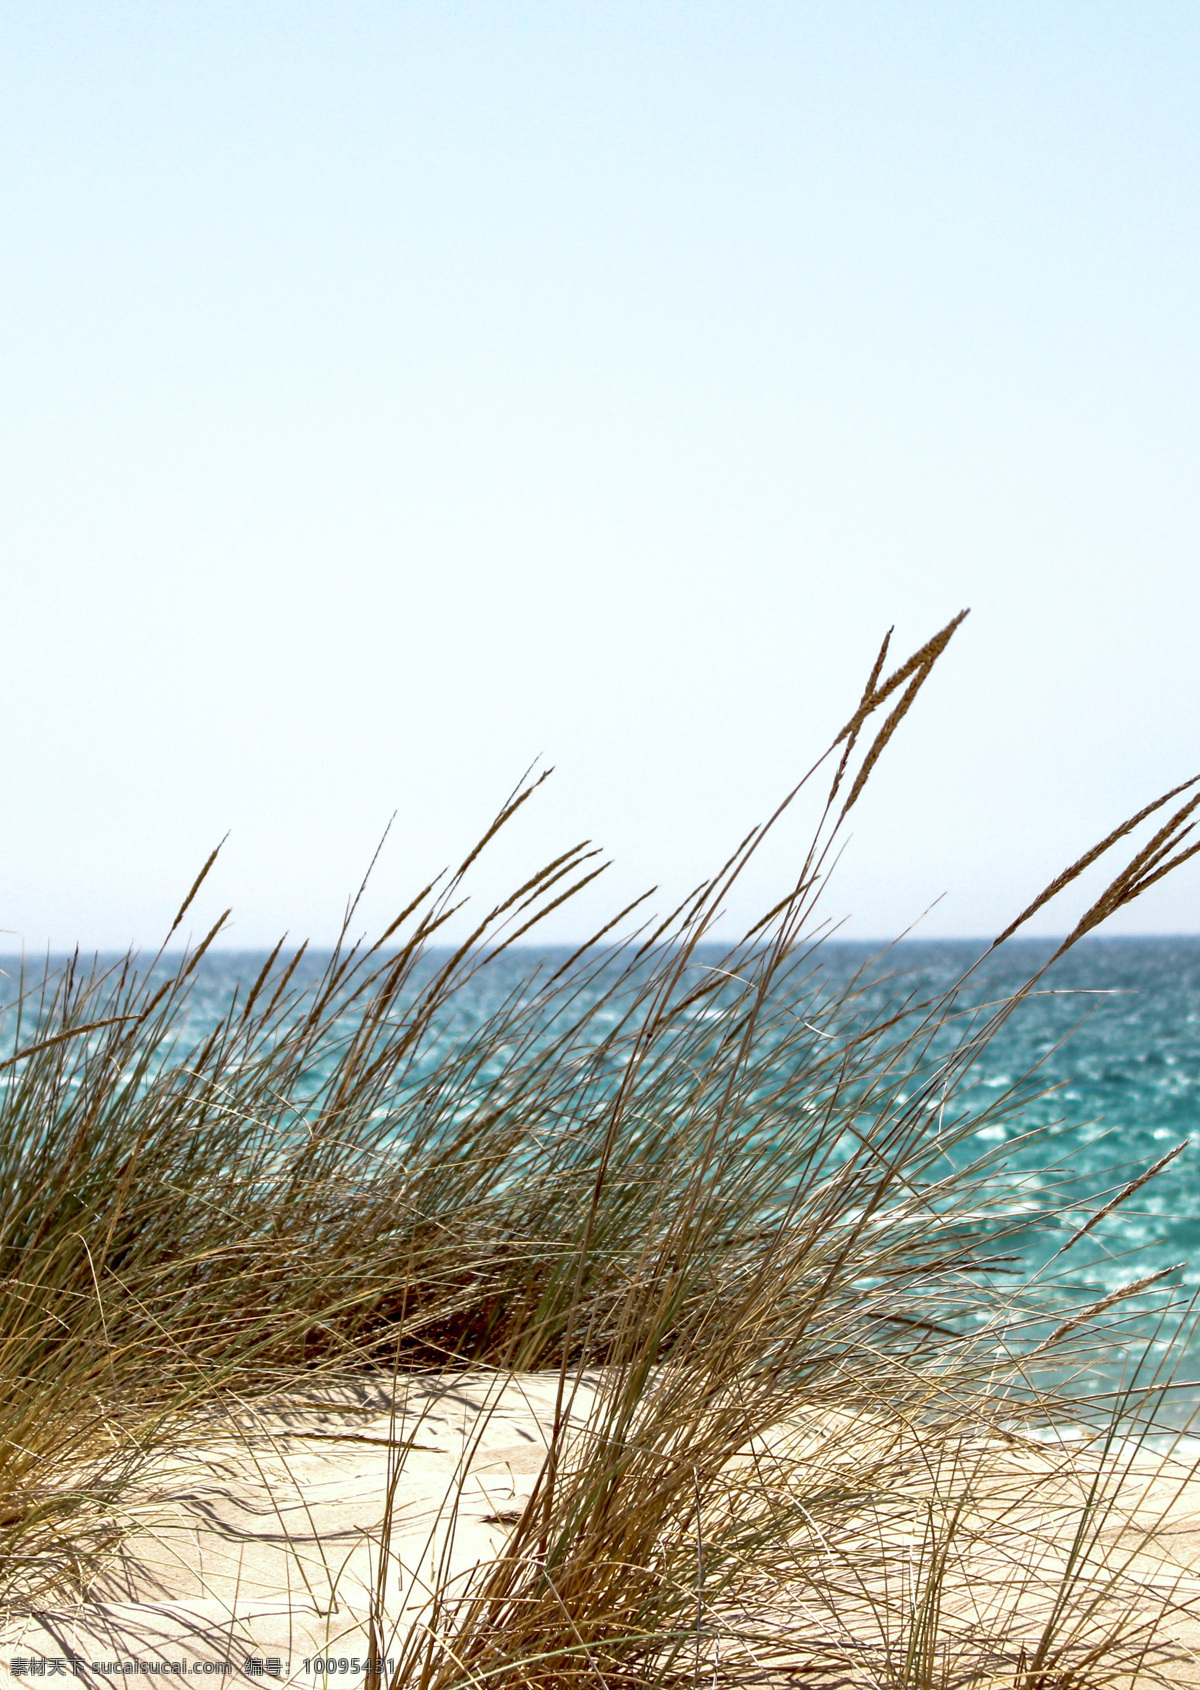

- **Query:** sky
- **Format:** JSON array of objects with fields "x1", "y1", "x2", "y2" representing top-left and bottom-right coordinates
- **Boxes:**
[{"x1": 2, "y1": 0, "x2": 1200, "y2": 952}]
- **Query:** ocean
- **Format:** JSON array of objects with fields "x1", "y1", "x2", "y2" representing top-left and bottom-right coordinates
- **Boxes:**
[
  {"x1": 7, "y1": 934, "x2": 1200, "y2": 1406},
  {"x1": 173, "y1": 934, "x2": 1200, "y2": 1267}
]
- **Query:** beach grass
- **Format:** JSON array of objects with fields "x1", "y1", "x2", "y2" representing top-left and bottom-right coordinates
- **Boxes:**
[{"x1": 3, "y1": 614, "x2": 1200, "y2": 1684}]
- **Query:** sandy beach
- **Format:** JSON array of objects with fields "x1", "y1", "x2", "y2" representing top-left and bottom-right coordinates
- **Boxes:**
[
  {"x1": 5, "y1": 1373, "x2": 1200, "y2": 1688},
  {"x1": 2, "y1": 1375, "x2": 599, "y2": 1685}
]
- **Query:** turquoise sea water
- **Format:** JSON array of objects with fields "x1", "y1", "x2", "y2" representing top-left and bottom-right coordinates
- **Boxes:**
[
  {"x1": 814, "y1": 938, "x2": 1200, "y2": 1284},
  {"x1": 172, "y1": 936, "x2": 1200, "y2": 1282},
  {"x1": 7, "y1": 936, "x2": 1200, "y2": 1402}
]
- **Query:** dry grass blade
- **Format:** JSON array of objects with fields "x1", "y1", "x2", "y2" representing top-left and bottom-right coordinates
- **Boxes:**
[
  {"x1": 990, "y1": 776, "x2": 1200, "y2": 950},
  {"x1": 0, "y1": 1014, "x2": 141, "y2": 1073},
  {"x1": 833, "y1": 611, "x2": 969, "y2": 752},
  {"x1": 167, "y1": 834, "x2": 229, "y2": 937}
]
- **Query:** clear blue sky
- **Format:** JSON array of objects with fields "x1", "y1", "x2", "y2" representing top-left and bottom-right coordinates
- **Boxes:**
[{"x1": 3, "y1": 1, "x2": 1199, "y2": 949}]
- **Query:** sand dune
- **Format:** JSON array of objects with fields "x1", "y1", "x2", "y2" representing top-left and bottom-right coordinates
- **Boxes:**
[
  {"x1": 3, "y1": 1375, "x2": 599, "y2": 1685},
  {"x1": 5, "y1": 1373, "x2": 1200, "y2": 1688}
]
